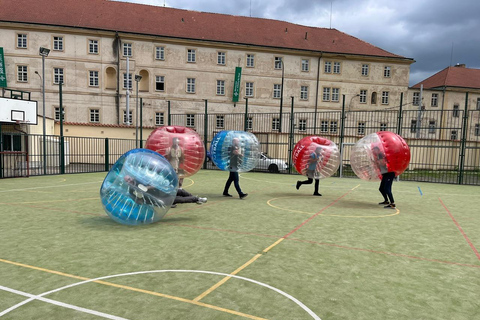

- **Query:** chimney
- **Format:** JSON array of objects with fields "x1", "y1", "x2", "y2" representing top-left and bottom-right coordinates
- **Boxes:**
[{"x1": 455, "y1": 63, "x2": 466, "y2": 68}]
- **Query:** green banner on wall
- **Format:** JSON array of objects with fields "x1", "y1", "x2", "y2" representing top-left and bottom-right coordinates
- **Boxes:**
[
  {"x1": 0, "y1": 48, "x2": 7, "y2": 88},
  {"x1": 232, "y1": 66, "x2": 242, "y2": 102}
]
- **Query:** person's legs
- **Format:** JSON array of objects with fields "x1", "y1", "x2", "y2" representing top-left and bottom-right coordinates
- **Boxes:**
[
  {"x1": 173, "y1": 195, "x2": 198, "y2": 204},
  {"x1": 383, "y1": 172, "x2": 395, "y2": 206},
  {"x1": 313, "y1": 179, "x2": 321, "y2": 196},
  {"x1": 223, "y1": 172, "x2": 234, "y2": 196},
  {"x1": 177, "y1": 188, "x2": 192, "y2": 197},
  {"x1": 232, "y1": 172, "x2": 247, "y2": 197},
  {"x1": 379, "y1": 175, "x2": 389, "y2": 204}
]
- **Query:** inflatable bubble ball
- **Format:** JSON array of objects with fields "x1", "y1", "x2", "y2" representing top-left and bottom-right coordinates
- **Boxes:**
[
  {"x1": 100, "y1": 149, "x2": 178, "y2": 225},
  {"x1": 350, "y1": 131, "x2": 411, "y2": 181},
  {"x1": 145, "y1": 126, "x2": 205, "y2": 178},
  {"x1": 292, "y1": 136, "x2": 340, "y2": 179},
  {"x1": 209, "y1": 130, "x2": 260, "y2": 172}
]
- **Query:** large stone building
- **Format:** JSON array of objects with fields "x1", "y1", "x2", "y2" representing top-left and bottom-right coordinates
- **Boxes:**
[{"x1": 0, "y1": 0, "x2": 414, "y2": 131}]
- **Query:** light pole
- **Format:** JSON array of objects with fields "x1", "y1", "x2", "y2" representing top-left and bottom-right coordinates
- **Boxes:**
[
  {"x1": 39, "y1": 47, "x2": 50, "y2": 175},
  {"x1": 279, "y1": 57, "x2": 285, "y2": 133},
  {"x1": 134, "y1": 74, "x2": 142, "y2": 148}
]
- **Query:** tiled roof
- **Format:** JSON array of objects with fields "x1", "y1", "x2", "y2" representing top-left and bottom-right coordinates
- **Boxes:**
[
  {"x1": 0, "y1": 0, "x2": 411, "y2": 60},
  {"x1": 411, "y1": 66, "x2": 480, "y2": 89}
]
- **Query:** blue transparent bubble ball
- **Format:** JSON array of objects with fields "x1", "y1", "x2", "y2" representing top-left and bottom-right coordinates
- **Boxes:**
[
  {"x1": 210, "y1": 130, "x2": 260, "y2": 172},
  {"x1": 100, "y1": 149, "x2": 178, "y2": 225}
]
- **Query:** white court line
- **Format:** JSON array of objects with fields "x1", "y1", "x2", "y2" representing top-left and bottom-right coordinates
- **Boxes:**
[
  {"x1": 0, "y1": 285, "x2": 129, "y2": 320},
  {"x1": 0, "y1": 181, "x2": 103, "y2": 193},
  {"x1": 0, "y1": 270, "x2": 321, "y2": 320}
]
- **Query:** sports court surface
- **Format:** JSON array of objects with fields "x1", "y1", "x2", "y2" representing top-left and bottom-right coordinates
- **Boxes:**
[{"x1": 1, "y1": 170, "x2": 479, "y2": 319}]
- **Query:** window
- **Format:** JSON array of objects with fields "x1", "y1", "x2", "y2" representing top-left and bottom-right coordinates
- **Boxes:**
[
  {"x1": 216, "y1": 115, "x2": 225, "y2": 128},
  {"x1": 477, "y1": 98, "x2": 480, "y2": 110},
  {"x1": 410, "y1": 120, "x2": 417, "y2": 133},
  {"x1": 216, "y1": 80, "x2": 225, "y2": 95},
  {"x1": 324, "y1": 61, "x2": 331, "y2": 73},
  {"x1": 333, "y1": 62, "x2": 341, "y2": 74},
  {"x1": 187, "y1": 49, "x2": 196, "y2": 62},
  {"x1": 89, "y1": 71, "x2": 99, "y2": 87},
  {"x1": 54, "y1": 68, "x2": 64, "y2": 84},
  {"x1": 246, "y1": 54, "x2": 255, "y2": 68},
  {"x1": 186, "y1": 78, "x2": 196, "y2": 93},
  {"x1": 245, "y1": 82, "x2": 254, "y2": 97},
  {"x1": 428, "y1": 120, "x2": 436, "y2": 134},
  {"x1": 54, "y1": 107, "x2": 61, "y2": 121},
  {"x1": 357, "y1": 122, "x2": 366, "y2": 135},
  {"x1": 123, "y1": 43, "x2": 132, "y2": 57},
  {"x1": 272, "y1": 118, "x2": 280, "y2": 131},
  {"x1": 217, "y1": 52, "x2": 226, "y2": 65},
  {"x1": 320, "y1": 120, "x2": 328, "y2": 133},
  {"x1": 450, "y1": 130, "x2": 458, "y2": 140},
  {"x1": 53, "y1": 36, "x2": 63, "y2": 51},
  {"x1": 301, "y1": 59, "x2": 309, "y2": 72},
  {"x1": 274, "y1": 57, "x2": 283, "y2": 69},
  {"x1": 123, "y1": 110, "x2": 132, "y2": 124},
  {"x1": 298, "y1": 119, "x2": 307, "y2": 131},
  {"x1": 155, "y1": 46, "x2": 165, "y2": 60},
  {"x1": 17, "y1": 34, "x2": 27, "y2": 48},
  {"x1": 431, "y1": 93, "x2": 438, "y2": 107},
  {"x1": 90, "y1": 109, "x2": 100, "y2": 123},
  {"x1": 331, "y1": 88, "x2": 339, "y2": 102},
  {"x1": 300, "y1": 86, "x2": 308, "y2": 100},
  {"x1": 384, "y1": 66, "x2": 391, "y2": 77},
  {"x1": 17, "y1": 65, "x2": 28, "y2": 82},
  {"x1": 475, "y1": 124, "x2": 480, "y2": 136},
  {"x1": 453, "y1": 105, "x2": 460, "y2": 117},
  {"x1": 381, "y1": 91, "x2": 389, "y2": 105},
  {"x1": 330, "y1": 121, "x2": 338, "y2": 133},
  {"x1": 89, "y1": 40, "x2": 98, "y2": 54},
  {"x1": 361, "y1": 64, "x2": 369, "y2": 76},
  {"x1": 273, "y1": 84, "x2": 281, "y2": 99},
  {"x1": 186, "y1": 114, "x2": 195, "y2": 127},
  {"x1": 123, "y1": 73, "x2": 132, "y2": 89},
  {"x1": 371, "y1": 92, "x2": 377, "y2": 104},
  {"x1": 155, "y1": 112, "x2": 164, "y2": 126},
  {"x1": 359, "y1": 90, "x2": 367, "y2": 103},
  {"x1": 413, "y1": 92, "x2": 420, "y2": 106},
  {"x1": 246, "y1": 117, "x2": 253, "y2": 130},
  {"x1": 2, "y1": 134, "x2": 21, "y2": 151},
  {"x1": 380, "y1": 123, "x2": 387, "y2": 131},
  {"x1": 322, "y1": 87, "x2": 330, "y2": 101},
  {"x1": 155, "y1": 76, "x2": 165, "y2": 91}
]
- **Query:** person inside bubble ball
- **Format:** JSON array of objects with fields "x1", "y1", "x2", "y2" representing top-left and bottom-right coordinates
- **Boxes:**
[
  {"x1": 296, "y1": 146, "x2": 323, "y2": 196},
  {"x1": 171, "y1": 189, "x2": 207, "y2": 208},
  {"x1": 372, "y1": 146, "x2": 396, "y2": 209},
  {"x1": 123, "y1": 175, "x2": 166, "y2": 209},
  {"x1": 223, "y1": 137, "x2": 248, "y2": 199},
  {"x1": 165, "y1": 137, "x2": 185, "y2": 188}
]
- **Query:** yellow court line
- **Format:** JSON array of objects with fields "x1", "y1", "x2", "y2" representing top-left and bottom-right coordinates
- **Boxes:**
[
  {"x1": 0, "y1": 258, "x2": 266, "y2": 320},
  {"x1": 194, "y1": 238, "x2": 286, "y2": 302},
  {"x1": 0, "y1": 198, "x2": 98, "y2": 205},
  {"x1": 351, "y1": 184, "x2": 361, "y2": 190}
]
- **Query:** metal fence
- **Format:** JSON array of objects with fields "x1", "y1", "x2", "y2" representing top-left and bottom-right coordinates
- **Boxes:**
[{"x1": 1, "y1": 106, "x2": 479, "y2": 185}]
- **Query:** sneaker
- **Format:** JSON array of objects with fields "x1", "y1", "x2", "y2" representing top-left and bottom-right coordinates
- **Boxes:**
[
  {"x1": 384, "y1": 203, "x2": 396, "y2": 209},
  {"x1": 378, "y1": 201, "x2": 389, "y2": 205},
  {"x1": 296, "y1": 181, "x2": 301, "y2": 190},
  {"x1": 196, "y1": 197, "x2": 208, "y2": 204},
  {"x1": 170, "y1": 204, "x2": 177, "y2": 208},
  {"x1": 223, "y1": 193, "x2": 233, "y2": 197},
  {"x1": 313, "y1": 193, "x2": 322, "y2": 196},
  {"x1": 240, "y1": 193, "x2": 248, "y2": 199}
]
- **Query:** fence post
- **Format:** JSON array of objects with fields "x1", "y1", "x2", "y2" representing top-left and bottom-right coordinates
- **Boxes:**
[
  {"x1": 59, "y1": 82, "x2": 65, "y2": 174},
  {"x1": 0, "y1": 122, "x2": 3, "y2": 179},
  {"x1": 458, "y1": 92, "x2": 469, "y2": 184},
  {"x1": 140, "y1": 98, "x2": 143, "y2": 148},
  {"x1": 105, "y1": 138, "x2": 109, "y2": 172},
  {"x1": 167, "y1": 100, "x2": 171, "y2": 125},
  {"x1": 244, "y1": 97, "x2": 248, "y2": 131},
  {"x1": 203, "y1": 100, "x2": 208, "y2": 169},
  {"x1": 288, "y1": 96, "x2": 295, "y2": 174},
  {"x1": 339, "y1": 95, "x2": 346, "y2": 155},
  {"x1": 397, "y1": 92, "x2": 404, "y2": 135}
]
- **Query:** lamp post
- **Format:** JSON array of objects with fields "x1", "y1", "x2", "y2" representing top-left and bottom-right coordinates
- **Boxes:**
[
  {"x1": 134, "y1": 74, "x2": 142, "y2": 148},
  {"x1": 39, "y1": 47, "x2": 50, "y2": 175}
]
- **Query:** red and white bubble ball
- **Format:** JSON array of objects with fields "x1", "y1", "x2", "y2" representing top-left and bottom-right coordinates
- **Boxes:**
[
  {"x1": 349, "y1": 131, "x2": 410, "y2": 181},
  {"x1": 292, "y1": 136, "x2": 340, "y2": 179},
  {"x1": 145, "y1": 126, "x2": 205, "y2": 178}
]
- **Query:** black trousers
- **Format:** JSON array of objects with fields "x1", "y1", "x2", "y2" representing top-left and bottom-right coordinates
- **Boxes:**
[
  {"x1": 379, "y1": 172, "x2": 395, "y2": 203},
  {"x1": 298, "y1": 178, "x2": 319, "y2": 194},
  {"x1": 224, "y1": 171, "x2": 244, "y2": 196},
  {"x1": 173, "y1": 188, "x2": 198, "y2": 204}
]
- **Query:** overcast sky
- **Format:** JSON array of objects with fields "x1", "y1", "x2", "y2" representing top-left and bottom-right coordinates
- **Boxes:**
[{"x1": 120, "y1": 0, "x2": 480, "y2": 86}]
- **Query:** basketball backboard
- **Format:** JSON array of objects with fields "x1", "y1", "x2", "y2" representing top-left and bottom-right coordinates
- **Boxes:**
[{"x1": 0, "y1": 97, "x2": 38, "y2": 124}]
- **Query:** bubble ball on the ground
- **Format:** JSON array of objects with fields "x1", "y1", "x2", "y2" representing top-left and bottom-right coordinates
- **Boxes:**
[
  {"x1": 350, "y1": 131, "x2": 411, "y2": 181},
  {"x1": 144, "y1": 125, "x2": 205, "y2": 178},
  {"x1": 100, "y1": 148, "x2": 178, "y2": 225},
  {"x1": 209, "y1": 130, "x2": 260, "y2": 172},
  {"x1": 292, "y1": 136, "x2": 340, "y2": 179}
]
